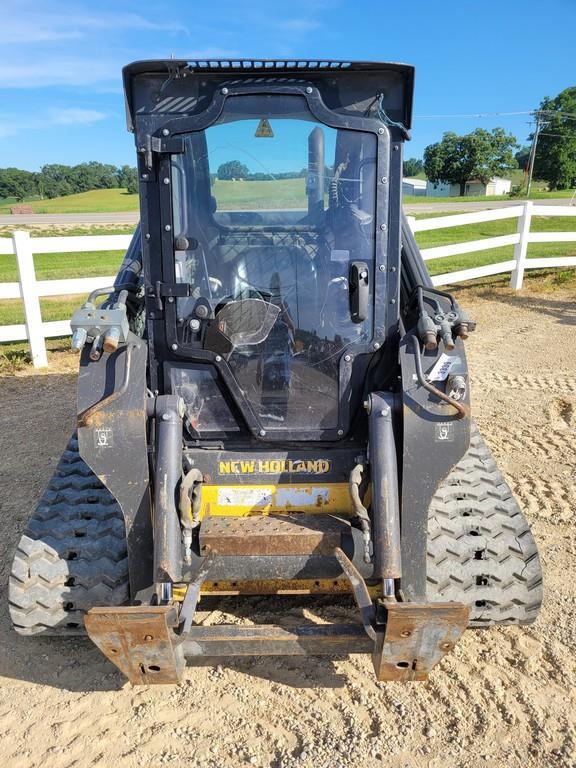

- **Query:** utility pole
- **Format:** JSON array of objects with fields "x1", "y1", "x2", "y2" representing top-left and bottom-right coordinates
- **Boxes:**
[{"x1": 526, "y1": 111, "x2": 542, "y2": 198}]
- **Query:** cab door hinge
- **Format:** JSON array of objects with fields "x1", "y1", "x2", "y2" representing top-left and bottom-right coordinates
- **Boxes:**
[{"x1": 143, "y1": 134, "x2": 185, "y2": 168}]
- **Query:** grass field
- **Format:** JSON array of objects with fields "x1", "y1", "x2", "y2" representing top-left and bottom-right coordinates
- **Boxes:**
[
  {"x1": 2, "y1": 181, "x2": 576, "y2": 215},
  {"x1": 0, "y1": 188, "x2": 140, "y2": 214}
]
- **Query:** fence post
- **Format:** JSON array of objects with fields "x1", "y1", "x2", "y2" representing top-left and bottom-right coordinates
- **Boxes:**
[
  {"x1": 13, "y1": 230, "x2": 48, "y2": 367},
  {"x1": 510, "y1": 201, "x2": 533, "y2": 290}
]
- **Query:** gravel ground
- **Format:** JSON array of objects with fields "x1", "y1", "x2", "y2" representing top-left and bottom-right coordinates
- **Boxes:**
[{"x1": 0, "y1": 282, "x2": 574, "y2": 768}]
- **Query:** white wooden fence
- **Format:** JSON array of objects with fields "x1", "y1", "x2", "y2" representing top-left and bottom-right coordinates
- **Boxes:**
[
  {"x1": 1, "y1": 201, "x2": 575, "y2": 367},
  {"x1": 0, "y1": 232, "x2": 130, "y2": 367}
]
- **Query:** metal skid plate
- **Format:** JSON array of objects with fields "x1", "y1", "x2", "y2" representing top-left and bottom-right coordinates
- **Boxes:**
[
  {"x1": 199, "y1": 514, "x2": 350, "y2": 557},
  {"x1": 85, "y1": 606, "x2": 184, "y2": 685},
  {"x1": 373, "y1": 601, "x2": 469, "y2": 681}
]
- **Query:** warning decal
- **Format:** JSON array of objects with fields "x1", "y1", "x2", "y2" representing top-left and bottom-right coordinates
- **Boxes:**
[{"x1": 255, "y1": 118, "x2": 274, "y2": 138}]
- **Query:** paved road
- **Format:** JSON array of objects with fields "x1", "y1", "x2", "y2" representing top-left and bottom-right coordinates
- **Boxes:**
[
  {"x1": 405, "y1": 198, "x2": 575, "y2": 214},
  {"x1": 0, "y1": 199, "x2": 573, "y2": 226},
  {"x1": 0, "y1": 212, "x2": 139, "y2": 225}
]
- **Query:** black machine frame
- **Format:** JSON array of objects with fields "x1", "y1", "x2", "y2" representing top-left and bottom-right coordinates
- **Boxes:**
[{"x1": 127, "y1": 60, "x2": 409, "y2": 443}]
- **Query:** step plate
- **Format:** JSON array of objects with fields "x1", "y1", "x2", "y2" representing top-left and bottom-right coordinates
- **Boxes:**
[{"x1": 199, "y1": 514, "x2": 351, "y2": 556}]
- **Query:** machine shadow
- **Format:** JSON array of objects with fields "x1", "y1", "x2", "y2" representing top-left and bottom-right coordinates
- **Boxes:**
[{"x1": 0, "y1": 594, "x2": 354, "y2": 691}]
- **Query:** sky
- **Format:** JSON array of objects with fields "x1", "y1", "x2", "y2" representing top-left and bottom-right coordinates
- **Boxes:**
[{"x1": 1, "y1": 0, "x2": 575, "y2": 172}]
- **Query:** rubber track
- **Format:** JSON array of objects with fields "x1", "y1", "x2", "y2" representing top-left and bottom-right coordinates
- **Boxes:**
[
  {"x1": 9, "y1": 435, "x2": 129, "y2": 636},
  {"x1": 427, "y1": 424, "x2": 543, "y2": 626}
]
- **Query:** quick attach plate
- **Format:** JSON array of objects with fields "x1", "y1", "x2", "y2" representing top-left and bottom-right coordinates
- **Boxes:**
[
  {"x1": 85, "y1": 606, "x2": 184, "y2": 685},
  {"x1": 373, "y1": 601, "x2": 469, "y2": 681}
]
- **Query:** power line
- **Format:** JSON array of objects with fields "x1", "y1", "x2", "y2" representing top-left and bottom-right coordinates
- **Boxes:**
[
  {"x1": 415, "y1": 109, "x2": 576, "y2": 121},
  {"x1": 415, "y1": 110, "x2": 533, "y2": 119}
]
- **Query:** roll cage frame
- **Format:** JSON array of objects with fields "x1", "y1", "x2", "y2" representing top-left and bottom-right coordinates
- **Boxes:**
[{"x1": 129, "y1": 65, "x2": 409, "y2": 442}]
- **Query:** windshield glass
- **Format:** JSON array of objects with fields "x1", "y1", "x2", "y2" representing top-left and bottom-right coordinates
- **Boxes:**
[{"x1": 171, "y1": 94, "x2": 377, "y2": 434}]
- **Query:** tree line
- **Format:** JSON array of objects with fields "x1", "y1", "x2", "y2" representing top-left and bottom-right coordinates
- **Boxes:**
[
  {"x1": 216, "y1": 160, "x2": 307, "y2": 181},
  {"x1": 0, "y1": 162, "x2": 139, "y2": 201}
]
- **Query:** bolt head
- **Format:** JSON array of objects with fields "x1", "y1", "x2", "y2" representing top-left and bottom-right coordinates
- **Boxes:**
[
  {"x1": 167, "y1": 296, "x2": 174, "y2": 303},
  {"x1": 337, "y1": 429, "x2": 344, "y2": 436},
  {"x1": 141, "y1": 173, "x2": 149, "y2": 180},
  {"x1": 344, "y1": 354, "x2": 351, "y2": 362},
  {"x1": 145, "y1": 233, "x2": 151, "y2": 240},
  {"x1": 378, "y1": 127, "x2": 385, "y2": 135},
  {"x1": 381, "y1": 176, "x2": 388, "y2": 184},
  {"x1": 380, "y1": 223, "x2": 387, "y2": 231},
  {"x1": 215, "y1": 355, "x2": 222, "y2": 362},
  {"x1": 259, "y1": 429, "x2": 266, "y2": 437},
  {"x1": 305, "y1": 86, "x2": 313, "y2": 94},
  {"x1": 400, "y1": 629, "x2": 412, "y2": 638},
  {"x1": 171, "y1": 343, "x2": 178, "y2": 351},
  {"x1": 165, "y1": 224, "x2": 171, "y2": 231},
  {"x1": 163, "y1": 177, "x2": 170, "y2": 185},
  {"x1": 221, "y1": 87, "x2": 229, "y2": 95},
  {"x1": 390, "y1": 298, "x2": 396, "y2": 305},
  {"x1": 162, "y1": 413, "x2": 171, "y2": 421},
  {"x1": 379, "y1": 264, "x2": 385, "y2": 272},
  {"x1": 189, "y1": 318, "x2": 200, "y2": 331},
  {"x1": 144, "y1": 634, "x2": 153, "y2": 641},
  {"x1": 373, "y1": 342, "x2": 380, "y2": 350},
  {"x1": 162, "y1": 128, "x2": 170, "y2": 136}
]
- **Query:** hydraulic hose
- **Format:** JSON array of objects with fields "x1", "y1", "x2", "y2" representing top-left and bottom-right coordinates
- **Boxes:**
[
  {"x1": 349, "y1": 464, "x2": 371, "y2": 563},
  {"x1": 179, "y1": 468, "x2": 203, "y2": 564}
]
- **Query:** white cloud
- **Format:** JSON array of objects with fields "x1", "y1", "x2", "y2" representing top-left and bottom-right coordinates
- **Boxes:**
[
  {"x1": 0, "y1": 108, "x2": 108, "y2": 140},
  {"x1": 0, "y1": 59, "x2": 120, "y2": 89},
  {"x1": 281, "y1": 19, "x2": 322, "y2": 34},
  {"x1": 0, "y1": 5, "x2": 187, "y2": 45},
  {"x1": 48, "y1": 108, "x2": 107, "y2": 125}
]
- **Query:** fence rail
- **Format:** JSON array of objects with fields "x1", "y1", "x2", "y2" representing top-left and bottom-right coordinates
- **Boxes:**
[
  {"x1": 1, "y1": 201, "x2": 575, "y2": 367},
  {"x1": 407, "y1": 200, "x2": 576, "y2": 291}
]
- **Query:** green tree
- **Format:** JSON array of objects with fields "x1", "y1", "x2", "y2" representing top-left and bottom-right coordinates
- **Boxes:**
[
  {"x1": 0, "y1": 168, "x2": 38, "y2": 201},
  {"x1": 424, "y1": 128, "x2": 518, "y2": 196},
  {"x1": 403, "y1": 158, "x2": 423, "y2": 177},
  {"x1": 533, "y1": 87, "x2": 576, "y2": 190},
  {"x1": 217, "y1": 160, "x2": 249, "y2": 180},
  {"x1": 39, "y1": 164, "x2": 76, "y2": 198},
  {"x1": 117, "y1": 165, "x2": 139, "y2": 194}
]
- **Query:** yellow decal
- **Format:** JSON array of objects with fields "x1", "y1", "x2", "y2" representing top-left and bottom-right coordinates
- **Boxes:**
[
  {"x1": 255, "y1": 118, "x2": 274, "y2": 137},
  {"x1": 200, "y1": 482, "x2": 352, "y2": 516},
  {"x1": 218, "y1": 458, "x2": 331, "y2": 475}
]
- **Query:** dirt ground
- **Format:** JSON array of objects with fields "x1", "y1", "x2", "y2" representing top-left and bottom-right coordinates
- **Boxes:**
[{"x1": 0, "y1": 282, "x2": 574, "y2": 768}]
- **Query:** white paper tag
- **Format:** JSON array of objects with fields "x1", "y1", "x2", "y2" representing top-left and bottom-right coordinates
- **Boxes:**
[{"x1": 427, "y1": 353, "x2": 460, "y2": 382}]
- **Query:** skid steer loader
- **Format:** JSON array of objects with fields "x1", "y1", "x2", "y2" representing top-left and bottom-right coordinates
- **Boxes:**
[{"x1": 9, "y1": 59, "x2": 543, "y2": 685}]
